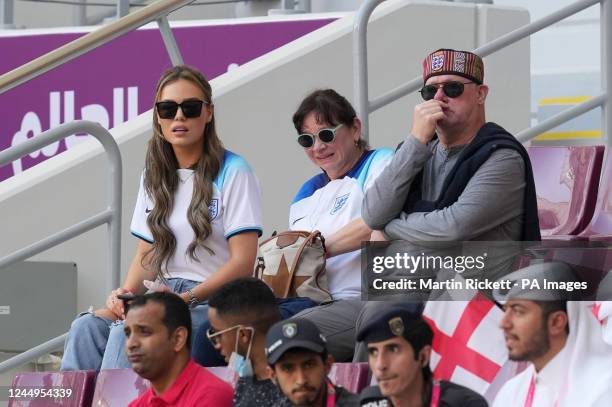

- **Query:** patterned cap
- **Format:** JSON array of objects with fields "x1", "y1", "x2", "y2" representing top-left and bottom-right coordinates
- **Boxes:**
[{"x1": 422, "y1": 48, "x2": 484, "y2": 85}]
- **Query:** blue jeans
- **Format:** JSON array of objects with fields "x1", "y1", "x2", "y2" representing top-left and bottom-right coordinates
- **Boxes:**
[
  {"x1": 192, "y1": 296, "x2": 318, "y2": 366},
  {"x1": 61, "y1": 278, "x2": 208, "y2": 371}
]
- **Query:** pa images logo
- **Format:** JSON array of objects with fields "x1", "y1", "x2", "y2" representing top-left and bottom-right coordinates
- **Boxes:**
[
  {"x1": 208, "y1": 199, "x2": 219, "y2": 220},
  {"x1": 330, "y1": 193, "x2": 349, "y2": 215}
]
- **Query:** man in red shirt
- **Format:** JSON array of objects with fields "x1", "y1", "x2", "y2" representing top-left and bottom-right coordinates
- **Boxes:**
[{"x1": 124, "y1": 292, "x2": 233, "y2": 406}]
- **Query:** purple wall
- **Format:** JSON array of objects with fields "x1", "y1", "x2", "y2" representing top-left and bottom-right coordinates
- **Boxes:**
[{"x1": 0, "y1": 19, "x2": 334, "y2": 181}]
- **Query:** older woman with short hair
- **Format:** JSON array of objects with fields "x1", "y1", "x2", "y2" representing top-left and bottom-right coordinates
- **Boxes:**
[{"x1": 288, "y1": 89, "x2": 393, "y2": 361}]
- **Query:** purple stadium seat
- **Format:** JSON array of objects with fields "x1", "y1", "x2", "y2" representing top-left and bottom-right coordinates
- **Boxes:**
[
  {"x1": 9, "y1": 370, "x2": 96, "y2": 407},
  {"x1": 528, "y1": 146, "x2": 604, "y2": 238},
  {"x1": 90, "y1": 369, "x2": 148, "y2": 407},
  {"x1": 544, "y1": 245, "x2": 612, "y2": 301},
  {"x1": 578, "y1": 150, "x2": 612, "y2": 241},
  {"x1": 328, "y1": 362, "x2": 370, "y2": 394}
]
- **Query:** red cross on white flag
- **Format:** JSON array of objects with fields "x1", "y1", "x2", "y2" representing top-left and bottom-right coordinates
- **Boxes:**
[
  {"x1": 591, "y1": 301, "x2": 612, "y2": 345},
  {"x1": 423, "y1": 293, "x2": 513, "y2": 397}
]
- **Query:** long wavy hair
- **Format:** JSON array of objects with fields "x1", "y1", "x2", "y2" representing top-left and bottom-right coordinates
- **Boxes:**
[{"x1": 143, "y1": 65, "x2": 224, "y2": 279}]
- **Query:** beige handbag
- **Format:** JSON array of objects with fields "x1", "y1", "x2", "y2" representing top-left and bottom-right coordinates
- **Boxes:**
[{"x1": 254, "y1": 230, "x2": 332, "y2": 303}]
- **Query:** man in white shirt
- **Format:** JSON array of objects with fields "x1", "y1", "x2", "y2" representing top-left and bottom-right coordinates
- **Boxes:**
[
  {"x1": 495, "y1": 299, "x2": 569, "y2": 406},
  {"x1": 493, "y1": 261, "x2": 612, "y2": 407}
]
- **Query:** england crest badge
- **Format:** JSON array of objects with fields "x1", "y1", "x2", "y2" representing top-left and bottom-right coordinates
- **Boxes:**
[
  {"x1": 330, "y1": 193, "x2": 349, "y2": 215},
  {"x1": 431, "y1": 51, "x2": 445, "y2": 72},
  {"x1": 208, "y1": 198, "x2": 219, "y2": 220}
]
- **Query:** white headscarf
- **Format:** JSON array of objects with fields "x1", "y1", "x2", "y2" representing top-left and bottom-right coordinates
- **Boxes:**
[{"x1": 558, "y1": 300, "x2": 612, "y2": 407}]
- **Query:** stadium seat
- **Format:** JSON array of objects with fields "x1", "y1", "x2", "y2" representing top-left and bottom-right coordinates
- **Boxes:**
[
  {"x1": 90, "y1": 369, "x2": 148, "y2": 407},
  {"x1": 9, "y1": 370, "x2": 96, "y2": 407},
  {"x1": 328, "y1": 362, "x2": 370, "y2": 394},
  {"x1": 577, "y1": 149, "x2": 612, "y2": 241},
  {"x1": 543, "y1": 245, "x2": 612, "y2": 301},
  {"x1": 528, "y1": 146, "x2": 604, "y2": 238}
]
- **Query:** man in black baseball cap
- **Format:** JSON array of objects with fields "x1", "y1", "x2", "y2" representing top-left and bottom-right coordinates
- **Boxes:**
[
  {"x1": 356, "y1": 304, "x2": 487, "y2": 407},
  {"x1": 266, "y1": 318, "x2": 359, "y2": 407}
]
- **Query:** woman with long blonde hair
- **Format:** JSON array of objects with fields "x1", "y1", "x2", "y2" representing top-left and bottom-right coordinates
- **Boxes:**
[{"x1": 61, "y1": 65, "x2": 262, "y2": 371}]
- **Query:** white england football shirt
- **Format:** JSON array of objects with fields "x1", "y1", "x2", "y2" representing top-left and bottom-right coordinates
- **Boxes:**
[
  {"x1": 131, "y1": 150, "x2": 263, "y2": 282},
  {"x1": 289, "y1": 149, "x2": 393, "y2": 299}
]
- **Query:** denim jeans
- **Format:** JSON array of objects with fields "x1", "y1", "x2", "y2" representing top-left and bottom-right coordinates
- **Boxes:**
[
  {"x1": 60, "y1": 278, "x2": 208, "y2": 371},
  {"x1": 192, "y1": 296, "x2": 318, "y2": 366}
]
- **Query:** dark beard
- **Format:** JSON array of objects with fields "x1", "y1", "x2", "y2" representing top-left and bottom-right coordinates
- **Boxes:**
[{"x1": 509, "y1": 321, "x2": 550, "y2": 362}]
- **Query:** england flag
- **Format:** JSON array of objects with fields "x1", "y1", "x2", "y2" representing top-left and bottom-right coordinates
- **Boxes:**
[{"x1": 423, "y1": 293, "x2": 522, "y2": 401}]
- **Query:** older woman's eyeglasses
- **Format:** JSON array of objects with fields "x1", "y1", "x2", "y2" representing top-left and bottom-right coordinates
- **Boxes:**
[
  {"x1": 156, "y1": 99, "x2": 206, "y2": 119},
  {"x1": 297, "y1": 124, "x2": 344, "y2": 148}
]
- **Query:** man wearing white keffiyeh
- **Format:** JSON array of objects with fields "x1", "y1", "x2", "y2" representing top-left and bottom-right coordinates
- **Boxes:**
[{"x1": 492, "y1": 262, "x2": 612, "y2": 407}]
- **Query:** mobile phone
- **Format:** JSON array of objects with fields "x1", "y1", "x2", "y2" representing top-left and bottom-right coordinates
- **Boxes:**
[
  {"x1": 117, "y1": 293, "x2": 136, "y2": 301},
  {"x1": 116, "y1": 293, "x2": 136, "y2": 315}
]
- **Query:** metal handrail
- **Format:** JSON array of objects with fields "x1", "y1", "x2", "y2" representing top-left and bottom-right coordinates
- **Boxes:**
[
  {"x1": 516, "y1": 94, "x2": 606, "y2": 142},
  {"x1": 0, "y1": 120, "x2": 122, "y2": 289},
  {"x1": 0, "y1": 335, "x2": 67, "y2": 373},
  {"x1": 0, "y1": 120, "x2": 122, "y2": 374},
  {"x1": 368, "y1": 0, "x2": 601, "y2": 112},
  {"x1": 0, "y1": 0, "x2": 192, "y2": 95},
  {"x1": 354, "y1": 0, "x2": 610, "y2": 145},
  {"x1": 352, "y1": 0, "x2": 384, "y2": 140}
]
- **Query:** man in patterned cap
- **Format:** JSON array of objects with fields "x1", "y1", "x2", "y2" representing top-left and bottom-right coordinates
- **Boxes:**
[
  {"x1": 265, "y1": 318, "x2": 359, "y2": 406},
  {"x1": 363, "y1": 48, "x2": 540, "y2": 244},
  {"x1": 356, "y1": 304, "x2": 487, "y2": 407}
]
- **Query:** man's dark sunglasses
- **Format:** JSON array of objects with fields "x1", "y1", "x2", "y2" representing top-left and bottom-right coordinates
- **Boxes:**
[
  {"x1": 156, "y1": 99, "x2": 206, "y2": 119},
  {"x1": 419, "y1": 81, "x2": 474, "y2": 101}
]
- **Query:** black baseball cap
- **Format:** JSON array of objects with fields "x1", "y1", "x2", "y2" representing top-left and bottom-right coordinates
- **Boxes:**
[{"x1": 265, "y1": 318, "x2": 327, "y2": 365}]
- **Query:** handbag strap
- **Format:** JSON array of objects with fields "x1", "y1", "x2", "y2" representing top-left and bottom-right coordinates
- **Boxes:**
[
  {"x1": 312, "y1": 233, "x2": 331, "y2": 299},
  {"x1": 284, "y1": 230, "x2": 326, "y2": 297},
  {"x1": 254, "y1": 256, "x2": 265, "y2": 279}
]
